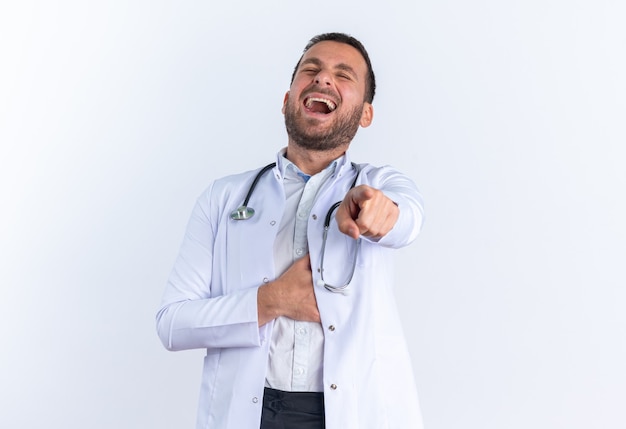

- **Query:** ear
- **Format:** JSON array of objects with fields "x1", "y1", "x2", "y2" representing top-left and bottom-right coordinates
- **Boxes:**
[
  {"x1": 281, "y1": 91, "x2": 289, "y2": 114},
  {"x1": 359, "y1": 102, "x2": 374, "y2": 128}
]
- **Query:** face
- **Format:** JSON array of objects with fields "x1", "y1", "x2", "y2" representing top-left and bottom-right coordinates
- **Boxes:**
[{"x1": 283, "y1": 41, "x2": 374, "y2": 152}]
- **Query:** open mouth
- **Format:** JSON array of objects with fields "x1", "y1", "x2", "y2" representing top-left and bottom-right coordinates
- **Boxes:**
[{"x1": 304, "y1": 96, "x2": 337, "y2": 114}]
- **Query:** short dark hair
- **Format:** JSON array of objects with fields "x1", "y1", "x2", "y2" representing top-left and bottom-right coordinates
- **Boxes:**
[{"x1": 290, "y1": 32, "x2": 376, "y2": 103}]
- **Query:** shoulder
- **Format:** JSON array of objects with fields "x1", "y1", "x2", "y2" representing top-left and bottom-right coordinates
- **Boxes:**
[
  {"x1": 198, "y1": 166, "x2": 268, "y2": 201},
  {"x1": 189, "y1": 167, "x2": 268, "y2": 222}
]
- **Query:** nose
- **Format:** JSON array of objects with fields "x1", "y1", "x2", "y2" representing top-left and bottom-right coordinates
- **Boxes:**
[{"x1": 314, "y1": 71, "x2": 332, "y2": 86}]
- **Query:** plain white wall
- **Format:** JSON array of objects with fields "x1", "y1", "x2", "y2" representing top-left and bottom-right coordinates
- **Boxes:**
[{"x1": 1, "y1": 1, "x2": 624, "y2": 428}]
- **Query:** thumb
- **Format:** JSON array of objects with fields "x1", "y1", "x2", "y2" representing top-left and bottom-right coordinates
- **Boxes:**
[{"x1": 335, "y1": 202, "x2": 361, "y2": 239}]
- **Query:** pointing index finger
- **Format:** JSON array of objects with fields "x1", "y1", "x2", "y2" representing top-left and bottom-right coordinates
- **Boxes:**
[{"x1": 351, "y1": 185, "x2": 375, "y2": 207}]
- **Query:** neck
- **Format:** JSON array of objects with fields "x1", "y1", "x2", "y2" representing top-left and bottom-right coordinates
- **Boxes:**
[{"x1": 285, "y1": 141, "x2": 348, "y2": 175}]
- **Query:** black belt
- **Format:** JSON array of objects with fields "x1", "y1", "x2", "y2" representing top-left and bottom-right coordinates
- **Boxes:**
[{"x1": 260, "y1": 387, "x2": 325, "y2": 429}]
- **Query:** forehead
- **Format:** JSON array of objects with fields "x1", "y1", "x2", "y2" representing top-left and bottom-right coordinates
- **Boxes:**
[{"x1": 299, "y1": 41, "x2": 368, "y2": 76}]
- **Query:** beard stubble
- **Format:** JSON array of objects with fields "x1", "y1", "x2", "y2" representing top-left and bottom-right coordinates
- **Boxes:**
[{"x1": 284, "y1": 97, "x2": 363, "y2": 152}]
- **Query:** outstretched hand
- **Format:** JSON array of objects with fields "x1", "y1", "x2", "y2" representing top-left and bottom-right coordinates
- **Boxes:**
[{"x1": 335, "y1": 185, "x2": 399, "y2": 240}]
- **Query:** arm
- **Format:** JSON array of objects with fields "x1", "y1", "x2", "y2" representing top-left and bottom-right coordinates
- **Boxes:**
[
  {"x1": 156, "y1": 187, "x2": 262, "y2": 351},
  {"x1": 156, "y1": 185, "x2": 322, "y2": 351}
]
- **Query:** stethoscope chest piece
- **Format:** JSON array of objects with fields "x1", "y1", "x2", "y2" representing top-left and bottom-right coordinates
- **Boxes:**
[
  {"x1": 230, "y1": 162, "x2": 276, "y2": 221},
  {"x1": 230, "y1": 205, "x2": 255, "y2": 221}
]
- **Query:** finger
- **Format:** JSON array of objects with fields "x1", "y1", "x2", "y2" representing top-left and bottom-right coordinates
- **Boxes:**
[
  {"x1": 355, "y1": 195, "x2": 399, "y2": 238},
  {"x1": 357, "y1": 210, "x2": 391, "y2": 237},
  {"x1": 336, "y1": 186, "x2": 374, "y2": 238},
  {"x1": 339, "y1": 217, "x2": 360, "y2": 239},
  {"x1": 350, "y1": 186, "x2": 375, "y2": 208},
  {"x1": 336, "y1": 200, "x2": 361, "y2": 239},
  {"x1": 353, "y1": 187, "x2": 386, "y2": 230},
  {"x1": 357, "y1": 203, "x2": 390, "y2": 236}
]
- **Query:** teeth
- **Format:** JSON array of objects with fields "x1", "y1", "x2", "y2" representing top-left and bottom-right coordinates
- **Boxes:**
[{"x1": 305, "y1": 97, "x2": 337, "y2": 112}]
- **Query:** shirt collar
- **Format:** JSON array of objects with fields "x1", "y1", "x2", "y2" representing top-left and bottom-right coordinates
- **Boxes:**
[{"x1": 275, "y1": 147, "x2": 351, "y2": 181}]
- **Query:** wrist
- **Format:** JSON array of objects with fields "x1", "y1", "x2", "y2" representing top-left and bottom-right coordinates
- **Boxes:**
[{"x1": 257, "y1": 282, "x2": 280, "y2": 326}]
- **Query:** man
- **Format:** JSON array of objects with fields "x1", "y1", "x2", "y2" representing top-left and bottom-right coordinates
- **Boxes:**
[{"x1": 157, "y1": 32, "x2": 424, "y2": 429}]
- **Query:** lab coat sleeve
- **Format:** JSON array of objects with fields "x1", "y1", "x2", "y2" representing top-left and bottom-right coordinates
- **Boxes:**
[
  {"x1": 156, "y1": 183, "x2": 262, "y2": 351},
  {"x1": 364, "y1": 165, "x2": 424, "y2": 248}
]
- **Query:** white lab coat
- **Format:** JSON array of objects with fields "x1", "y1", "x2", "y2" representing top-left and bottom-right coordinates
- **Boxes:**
[{"x1": 156, "y1": 152, "x2": 425, "y2": 429}]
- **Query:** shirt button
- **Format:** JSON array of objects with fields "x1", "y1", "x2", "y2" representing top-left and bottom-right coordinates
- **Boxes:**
[
  {"x1": 298, "y1": 327, "x2": 307, "y2": 335},
  {"x1": 298, "y1": 211, "x2": 306, "y2": 218},
  {"x1": 328, "y1": 325, "x2": 336, "y2": 331},
  {"x1": 330, "y1": 384, "x2": 337, "y2": 390},
  {"x1": 263, "y1": 277, "x2": 269, "y2": 283},
  {"x1": 295, "y1": 248, "x2": 303, "y2": 256},
  {"x1": 270, "y1": 220, "x2": 276, "y2": 226},
  {"x1": 252, "y1": 397, "x2": 259, "y2": 403},
  {"x1": 295, "y1": 367, "x2": 304, "y2": 375}
]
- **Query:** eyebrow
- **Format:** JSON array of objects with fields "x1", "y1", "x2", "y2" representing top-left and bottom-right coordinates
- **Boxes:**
[{"x1": 300, "y1": 57, "x2": 359, "y2": 80}]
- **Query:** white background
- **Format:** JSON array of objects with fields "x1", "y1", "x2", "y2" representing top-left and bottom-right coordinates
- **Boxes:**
[{"x1": 1, "y1": 1, "x2": 625, "y2": 428}]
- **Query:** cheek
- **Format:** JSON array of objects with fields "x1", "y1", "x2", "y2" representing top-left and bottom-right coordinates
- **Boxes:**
[
  {"x1": 340, "y1": 89, "x2": 365, "y2": 109},
  {"x1": 290, "y1": 77, "x2": 310, "y2": 94},
  {"x1": 285, "y1": 95, "x2": 299, "y2": 112},
  {"x1": 336, "y1": 82, "x2": 364, "y2": 101}
]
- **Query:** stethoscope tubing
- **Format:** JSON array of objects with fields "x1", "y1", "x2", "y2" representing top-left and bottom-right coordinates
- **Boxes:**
[
  {"x1": 230, "y1": 161, "x2": 361, "y2": 293},
  {"x1": 242, "y1": 162, "x2": 276, "y2": 207}
]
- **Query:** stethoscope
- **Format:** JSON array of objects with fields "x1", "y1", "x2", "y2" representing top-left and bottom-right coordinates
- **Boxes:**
[{"x1": 230, "y1": 162, "x2": 361, "y2": 294}]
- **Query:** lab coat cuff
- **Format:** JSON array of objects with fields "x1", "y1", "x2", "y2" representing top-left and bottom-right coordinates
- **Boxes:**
[{"x1": 374, "y1": 191, "x2": 423, "y2": 248}]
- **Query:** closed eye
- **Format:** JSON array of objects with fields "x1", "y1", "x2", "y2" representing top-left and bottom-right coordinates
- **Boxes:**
[
  {"x1": 335, "y1": 64, "x2": 357, "y2": 81},
  {"x1": 299, "y1": 58, "x2": 323, "y2": 75}
]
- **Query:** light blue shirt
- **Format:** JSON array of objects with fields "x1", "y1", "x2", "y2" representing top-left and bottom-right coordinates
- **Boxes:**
[{"x1": 266, "y1": 150, "x2": 338, "y2": 392}]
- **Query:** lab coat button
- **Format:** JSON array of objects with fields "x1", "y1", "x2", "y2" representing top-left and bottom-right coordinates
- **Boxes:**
[
  {"x1": 252, "y1": 397, "x2": 259, "y2": 403},
  {"x1": 330, "y1": 384, "x2": 337, "y2": 390},
  {"x1": 328, "y1": 325, "x2": 335, "y2": 331},
  {"x1": 312, "y1": 214, "x2": 318, "y2": 220},
  {"x1": 270, "y1": 220, "x2": 276, "y2": 226}
]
